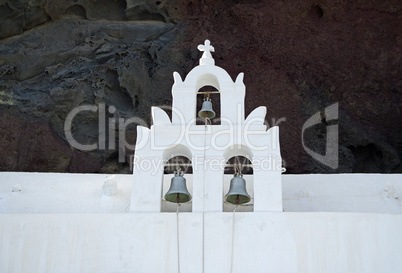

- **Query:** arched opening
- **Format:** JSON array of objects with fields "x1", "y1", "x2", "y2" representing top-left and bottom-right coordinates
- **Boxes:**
[
  {"x1": 223, "y1": 156, "x2": 254, "y2": 212},
  {"x1": 196, "y1": 85, "x2": 221, "y2": 125},
  {"x1": 161, "y1": 155, "x2": 193, "y2": 212}
]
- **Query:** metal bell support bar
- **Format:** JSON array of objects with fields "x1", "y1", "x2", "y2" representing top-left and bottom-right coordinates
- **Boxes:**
[
  {"x1": 165, "y1": 168, "x2": 192, "y2": 203},
  {"x1": 225, "y1": 173, "x2": 251, "y2": 205}
]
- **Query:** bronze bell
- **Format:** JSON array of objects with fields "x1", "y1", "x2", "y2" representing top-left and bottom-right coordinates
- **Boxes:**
[
  {"x1": 225, "y1": 174, "x2": 251, "y2": 204},
  {"x1": 198, "y1": 98, "x2": 216, "y2": 119},
  {"x1": 165, "y1": 170, "x2": 192, "y2": 203}
]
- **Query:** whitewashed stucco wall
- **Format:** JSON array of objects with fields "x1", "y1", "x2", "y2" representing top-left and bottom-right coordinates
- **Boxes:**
[
  {"x1": 0, "y1": 212, "x2": 401, "y2": 273},
  {"x1": 1, "y1": 172, "x2": 401, "y2": 273}
]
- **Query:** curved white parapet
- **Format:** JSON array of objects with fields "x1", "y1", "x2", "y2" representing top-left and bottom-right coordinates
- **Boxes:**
[
  {"x1": 151, "y1": 106, "x2": 171, "y2": 125},
  {"x1": 172, "y1": 71, "x2": 183, "y2": 85},
  {"x1": 245, "y1": 106, "x2": 267, "y2": 126},
  {"x1": 235, "y1": 72, "x2": 244, "y2": 84}
]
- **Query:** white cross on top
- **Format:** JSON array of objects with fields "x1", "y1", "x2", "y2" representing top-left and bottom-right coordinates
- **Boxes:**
[{"x1": 198, "y1": 40, "x2": 215, "y2": 59}]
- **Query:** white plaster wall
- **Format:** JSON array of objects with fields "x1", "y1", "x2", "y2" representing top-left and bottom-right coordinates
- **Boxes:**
[
  {"x1": 0, "y1": 173, "x2": 132, "y2": 213},
  {"x1": 1, "y1": 172, "x2": 402, "y2": 272},
  {"x1": 0, "y1": 172, "x2": 401, "y2": 213},
  {"x1": 0, "y1": 212, "x2": 401, "y2": 273},
  {"x1": 282, "y1": 173, "x2": 402, "y2": 213}
]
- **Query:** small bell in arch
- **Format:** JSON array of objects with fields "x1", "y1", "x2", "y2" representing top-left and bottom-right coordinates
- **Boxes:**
[
  {"x1": 225, "y1": 173, "x2": 251, "y2": 205},
  {"x1": 198, "y1": 93, "x2": 216, "y2": 119},
  {"x1": 165, "y1": 167, "x2": 192, "y2": 203}
]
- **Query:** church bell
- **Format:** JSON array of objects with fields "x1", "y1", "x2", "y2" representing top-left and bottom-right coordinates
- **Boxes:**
[
  {"x1": 225, "y1": 174, "x2": 251, "y2": 205},
  {"x1": 198, "y1": 97, "x2": 216, "y2": 119},
  {"x1": 165, "y1": 169, "x2": 192, "y2": 203}
]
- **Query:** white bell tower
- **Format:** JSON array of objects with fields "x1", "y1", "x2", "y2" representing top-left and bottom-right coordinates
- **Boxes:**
[{"x1": 130, "y1": 40, "x2": 282, "y2": 212}]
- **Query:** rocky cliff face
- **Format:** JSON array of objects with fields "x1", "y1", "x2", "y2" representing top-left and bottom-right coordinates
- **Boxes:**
[{"x1": 0, "y1": 0, "x2": 400, "y2": 173}]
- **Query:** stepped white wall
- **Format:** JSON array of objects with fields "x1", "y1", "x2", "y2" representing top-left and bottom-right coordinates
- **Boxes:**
[
  {"x1": 1, "y1": 172, "x2": 401, "y2": 273},
  {"x1": 1, "y1": 212, "x2": 401, "y2": 273}
]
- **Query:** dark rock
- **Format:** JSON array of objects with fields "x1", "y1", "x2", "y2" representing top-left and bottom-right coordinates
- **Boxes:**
[
  {"x1": 69, "y1": 150, "x2": 101, "y2": 173},
  {"x1": 0, "y1": 0, "x2": 51, "y2": 39},
  {"x1": 0, "y1": 108, "x2": 72, "y2": 172},
  {"x1": 0, "y1": 0, "x2": 400, "y2": 174},
  {"x1": 17, "y1": 120, "x2": 72, "y2": 172},
  {"x1": 0, "y1": 109, "x2": 24, "y2": 170}
]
